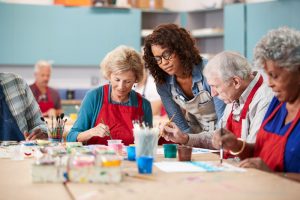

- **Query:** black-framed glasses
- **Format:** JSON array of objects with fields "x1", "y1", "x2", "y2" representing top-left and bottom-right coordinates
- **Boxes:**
[{"x1": 153, "y1": 50, "x2": 173, "y2": 65}]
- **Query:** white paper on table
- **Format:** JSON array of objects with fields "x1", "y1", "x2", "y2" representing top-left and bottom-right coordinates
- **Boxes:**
[
  {"x1": 156, "y1": 147, "x2": 220, "y2": 155},
  {"x1": 154, "y1": 161, "x2": 246, "y2": 173}
]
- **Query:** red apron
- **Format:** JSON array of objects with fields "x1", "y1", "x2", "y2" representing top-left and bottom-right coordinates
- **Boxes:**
[
  {"x1": 226, "y1": 75, "x2": 263, "y2": 138},
  {"x1": 254, "y1": 103, "x2": 300, "y2": 171},
  {"x1": 88, "y1": 85, "x2": 144, "y2": 146},
  {"x1": 225, "y1": 75, "x2": 263, "y2": 158},
  {"x1": 37, "y1": 87, "x2": 55, "y2": 113}
]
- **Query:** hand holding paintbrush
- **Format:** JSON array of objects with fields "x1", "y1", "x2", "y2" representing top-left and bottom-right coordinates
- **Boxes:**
[
  {"x1": 101, "y1": 119, "x2": 112, "y2": 139},
  {"x1": 159, "y1": 113, "x2": 176, "y2": 138}
]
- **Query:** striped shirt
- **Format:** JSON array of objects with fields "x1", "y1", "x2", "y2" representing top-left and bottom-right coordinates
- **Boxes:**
[{"x1": 0, "y1": 73, "x2": 47, "y2": 134}]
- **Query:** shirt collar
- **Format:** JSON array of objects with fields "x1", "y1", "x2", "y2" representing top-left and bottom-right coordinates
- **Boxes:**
[{"x1": 239, "y1": 71, "x2": 260, "y2": 104}]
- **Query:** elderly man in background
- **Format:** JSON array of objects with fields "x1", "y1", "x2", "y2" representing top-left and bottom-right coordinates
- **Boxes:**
[
  {"x1": 0, "y1": 72, "x2": 48, "y2": 141},
  {"x1": 30, "y1": 60, "x2": 62, "y2": 117},
  {"x1": 161, "y1": 51, "x2": 273, "y2": 150}
]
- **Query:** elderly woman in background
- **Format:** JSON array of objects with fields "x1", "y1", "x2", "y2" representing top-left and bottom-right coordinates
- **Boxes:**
[
  {"x1": 67, "y1": 46, "x2": 152, "y2": 145},
  {"x1": 143, "y1": 24, "x2": 225, "y2": 147},
  {"x1": 212, "y1": 27, "x2": 300, "y2": 180}
]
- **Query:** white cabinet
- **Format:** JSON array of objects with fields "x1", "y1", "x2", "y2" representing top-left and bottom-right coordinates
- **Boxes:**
[
  {"x1": 186, "y1": 8, "x2": 224, "y2": 58},
  {"x1": 141, "y1": 9, "x2": 181, "y2": 44},
  {"x1": 140, "y1": 8, "x2": 224, "y2": 57}
]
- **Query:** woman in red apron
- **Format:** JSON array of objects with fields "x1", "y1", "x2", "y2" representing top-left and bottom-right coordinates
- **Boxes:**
[
  {"x1": 67, "y1": 46, "x2": 153, "y2": 146},
  {"x1": 212, "y1": 27, "x2": 300, "y2": 179}
]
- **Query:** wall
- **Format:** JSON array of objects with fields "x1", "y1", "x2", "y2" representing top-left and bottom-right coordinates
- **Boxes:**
[
  {"x1": 0, "y1": 3, "x2": 141, "y2": 65},
  {"x1": 224, "y1": 0, "x2": 300, "y2": 61},
  {"x1": 0, "y1": 64, "x2": 108, "y2": 89}
]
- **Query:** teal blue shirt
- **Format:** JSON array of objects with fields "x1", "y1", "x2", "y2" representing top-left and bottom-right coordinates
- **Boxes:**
[{"x1": 67, "y1": 85, "x2": 153, "y2": 142}]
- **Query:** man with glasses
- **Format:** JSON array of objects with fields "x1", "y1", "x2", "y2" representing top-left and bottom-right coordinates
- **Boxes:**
[{"x1": 143, "y1": 23, "x2": 226, "y2": 148}]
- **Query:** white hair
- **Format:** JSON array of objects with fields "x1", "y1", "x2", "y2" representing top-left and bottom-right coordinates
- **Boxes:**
[
  {"x1": 100, "y1": 45, "x2": 144, "y2": 83},
  {"x1": 34, "y1": 60, "x2": 52, "y2": 73},
  {"x1": 254, "y1": 26, "x2": 300, "y2": 71},
  {"x1": 204, "y1": 51, "x2": 252, "y2": 81}
]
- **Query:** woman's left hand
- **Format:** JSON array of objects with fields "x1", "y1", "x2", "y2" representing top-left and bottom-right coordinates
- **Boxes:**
[{"x1": 239, "y1": 157, "x2": 272, "y2": 172}]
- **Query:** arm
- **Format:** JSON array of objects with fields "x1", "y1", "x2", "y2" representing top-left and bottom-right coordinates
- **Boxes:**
[
  {"x1": 156, "y1": 83, "x2": 190, "y2": 133},
  {"x1": 277, "y1": 173, "x2": 300, "y2": 182},
  {"x1": 23, "y1": 79, "x2": 48, "y2": 137},
  {"x1": 67, "y1": 89, "x2": 103, "y2": 142},
  {"x1": 142, "y1": 98, "x2": 153, "y2": 127},
  {"x1": 212, "y1": 127, "x2": 255, "y2": 160}
]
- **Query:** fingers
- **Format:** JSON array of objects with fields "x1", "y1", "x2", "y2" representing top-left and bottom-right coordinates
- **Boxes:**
[
  {"x1": 24, "y1": 129, "x2": 48, "y2": 141},
  {"x1": 23, "y1": 132, "x2": 30, "y2": 141},
  {"x1": 94, "y1": 123, "x2": 109, "y2": 137},
  {"x1": 239, "y1": 157, "x2": 271, "y2": 171},
  {"x1": 239, "y1": 158, "x2": 260, "y2": 169}
]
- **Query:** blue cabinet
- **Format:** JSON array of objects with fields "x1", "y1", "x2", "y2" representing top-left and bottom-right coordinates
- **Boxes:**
[
  {"x1": 225, "y1": 0, "x2": 300, "y2": 60},
  {"x1": 0, "y1": 3, "x2": 141, "y2": 65}
]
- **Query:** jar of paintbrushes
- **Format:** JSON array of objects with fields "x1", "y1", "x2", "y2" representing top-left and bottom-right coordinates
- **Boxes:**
[{"x1": 133, "y1": 121, "x2": 159, "y2": 160}]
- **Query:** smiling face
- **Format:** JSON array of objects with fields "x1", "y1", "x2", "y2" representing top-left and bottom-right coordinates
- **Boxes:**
[
  {"x1": 109, "y1": 70, "x2": 136, "y2": 103},
  {"x1": 263, "y1": 60, "x2": 300, "y2": 103},
  {"x1": 151, "y1": 45, "x2": 183, "y2": 76}
]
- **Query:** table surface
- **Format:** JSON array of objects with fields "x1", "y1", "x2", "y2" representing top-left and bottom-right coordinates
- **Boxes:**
[{"x1": 1, "y1": 153, "x2": 300, "y2": 200}]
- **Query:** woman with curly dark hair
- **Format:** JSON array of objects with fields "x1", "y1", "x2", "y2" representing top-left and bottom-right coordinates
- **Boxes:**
[{"x1": 143, "y1": 24, "x2": 225, "y2": 147}]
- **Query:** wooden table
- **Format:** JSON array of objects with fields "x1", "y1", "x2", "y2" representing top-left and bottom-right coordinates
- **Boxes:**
[{"x1": 1, "y1": 153, "x2": 300, "y2": 200}]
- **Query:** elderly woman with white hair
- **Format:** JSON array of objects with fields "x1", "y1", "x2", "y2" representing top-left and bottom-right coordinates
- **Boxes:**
[
  {"x1": 213, "y1": 27, "x2": 300, "y2": 178},
  {"x1": 67, "y1": 46, "x2": 152, "y2": 145}
]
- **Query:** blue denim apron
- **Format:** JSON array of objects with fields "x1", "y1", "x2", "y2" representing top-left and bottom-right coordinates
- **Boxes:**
[{"x1": 0, "y1": 85, "x2": 24, "y2": 141}]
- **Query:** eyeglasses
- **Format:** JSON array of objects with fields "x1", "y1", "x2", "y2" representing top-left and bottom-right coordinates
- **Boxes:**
[{"x1": 153, "y1": 50, "x2": 173, "y2": 65}]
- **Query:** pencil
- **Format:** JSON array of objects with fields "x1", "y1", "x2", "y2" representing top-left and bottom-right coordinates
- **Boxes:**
[{"x1": 220, "y1": 121, "x2": 224, "y2": 165}]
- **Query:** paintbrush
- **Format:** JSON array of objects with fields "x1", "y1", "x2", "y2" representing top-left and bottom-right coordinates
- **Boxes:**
[
  {"x1": 159, "y1": 113, "x2": 176, "y2": 138},
  {"x1": 101, "y1": 119, "x2": 112, "y2": 139}
]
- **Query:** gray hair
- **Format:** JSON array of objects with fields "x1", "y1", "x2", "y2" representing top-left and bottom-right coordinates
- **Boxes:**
[
  {"x1": 100, "y1": 45, "x2": 144, "y2": 83},
  {"x1": 34, "y1": 60, "x2": 52, "y2": 73},
  {"x1": 204, "y1": 51, "x2": 252, "y2": 81},
  {"x1": 254, "y1": 26, "x2": 300, "y2": 71}
]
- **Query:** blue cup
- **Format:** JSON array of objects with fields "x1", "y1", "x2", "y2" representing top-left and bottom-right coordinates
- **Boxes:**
[
  {"x1": 127, "y1": 146, "x2": 136, "y2": 161},
  {"x1": 137, "y1": 156, "x2": 153, "y2": 174}
]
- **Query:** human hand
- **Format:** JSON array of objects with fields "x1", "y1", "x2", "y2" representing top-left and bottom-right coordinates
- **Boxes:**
[
  {"x1": 91, "y1": 123, "x2": 110, "y2": 139},
  {"x1": 239, "y1": 157, "x2": 272, "y2": 172},
  {"x1": 160, "y1": 122, "x2": 188, "y2": 144},
  {"x1": 212, "y1": 128, "x2": 239, "y2": 151},
  {"x1": 23, "y1": 129, "x2": 48, "y2": 141}
]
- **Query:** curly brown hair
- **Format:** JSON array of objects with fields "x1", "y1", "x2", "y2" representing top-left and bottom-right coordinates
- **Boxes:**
[{"x1": 143, "y1": 23, "x2": 202, "y2": 85}]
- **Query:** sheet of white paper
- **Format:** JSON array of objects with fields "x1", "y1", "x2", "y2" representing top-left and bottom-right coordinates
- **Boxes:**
[
  {"x1": 154, "y1": 161, "x2": 246, "y2": 173},
  {"x1": 156, "y1": 147, "x2": 220, "y2": 155}
]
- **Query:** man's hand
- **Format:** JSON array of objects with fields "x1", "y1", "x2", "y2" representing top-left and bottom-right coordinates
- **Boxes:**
[{"x1": 23, "y1": 128, "x2": 48, "y2": 141}]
